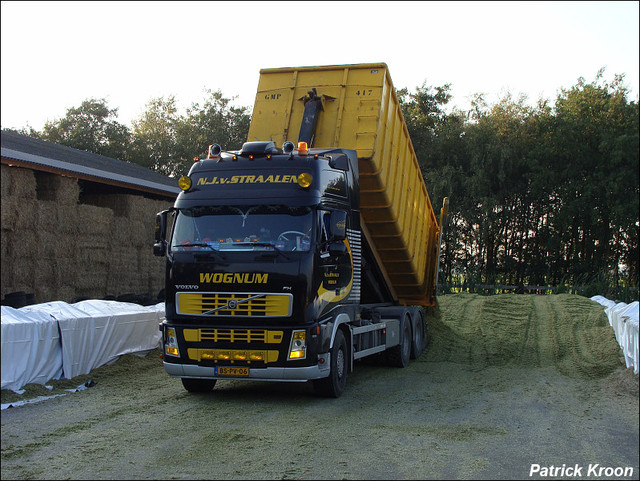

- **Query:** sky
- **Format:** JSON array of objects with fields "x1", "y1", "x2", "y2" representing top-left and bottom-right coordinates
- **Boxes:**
[{"x1": 1, "y1": 1, "x2": 638, "y2": 132}]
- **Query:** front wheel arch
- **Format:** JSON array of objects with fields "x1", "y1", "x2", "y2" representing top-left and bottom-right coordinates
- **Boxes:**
[{"x1": 313, "y1": 327, "x2": 348, "y2": 398}]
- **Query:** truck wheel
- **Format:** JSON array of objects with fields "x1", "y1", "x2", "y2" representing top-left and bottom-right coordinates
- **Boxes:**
[
  {"x1": 313, "y1": 329, "x2": 347, "y2": 398},
  {"x1": 410, "y1": 309, "x2": 426, "y2": 359},
  {"x1": 387, "y1": 314, "x2": 411, "y2": 368},
  {"x1": 181, "y1": 378, "x2": 216, "y2": 393}
]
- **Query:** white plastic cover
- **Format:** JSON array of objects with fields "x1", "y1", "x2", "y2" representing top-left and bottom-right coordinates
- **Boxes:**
[
  {"x1": 616, "y1": 302, "x2": 639, "y2": 374},
  {"x1": 1, "y1": 306, "x2": 64, "y2": 391},
  {"x1": 593, "y1": 297, "x2": 639, "y2": 375},
  {"x1": 1, "y1": 300, "x2": 164, "y2": 390},
  {"x1": 589, "y1": 295, "x2": 616, "y2": 309},
  {"x1": 606, "y1": 302, "x2": 629, "y2": 340},
  {"x1": 59, "y1": 300, "x2": 164, "y2": 379}
]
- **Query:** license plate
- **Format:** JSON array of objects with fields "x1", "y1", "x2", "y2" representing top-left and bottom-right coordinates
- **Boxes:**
[{"x1": 215, "y1": 366, "x2": 249, "y2": 376}]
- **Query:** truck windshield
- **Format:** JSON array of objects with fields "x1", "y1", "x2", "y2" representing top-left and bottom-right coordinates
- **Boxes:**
[{"x1": 170, "y1": 205, "x2": 313, "y2": 252}]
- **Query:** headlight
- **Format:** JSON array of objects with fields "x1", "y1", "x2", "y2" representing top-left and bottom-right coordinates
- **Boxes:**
[
  {"x1": 288, "y1": 330, "x2": 307, "y2": 360},
  {"x1": 165, "y1": 327, "x2": 180, "y2": 357}
]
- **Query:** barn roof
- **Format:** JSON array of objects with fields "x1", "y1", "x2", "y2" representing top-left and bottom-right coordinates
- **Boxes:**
[{"x1": 1, "y1": 130, "x2": 179, "y2": 198}]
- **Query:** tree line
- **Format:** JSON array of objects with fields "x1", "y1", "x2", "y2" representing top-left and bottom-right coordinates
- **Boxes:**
[
  {"x1": 6, "y1": 69, "x2": 639, "y2": 297},
  {"x1": 14, "y1": 90, "x2": 251, "y2": 177},
  {"x1": 398, "y1": 69, "x2": 638, "y2": 299}
]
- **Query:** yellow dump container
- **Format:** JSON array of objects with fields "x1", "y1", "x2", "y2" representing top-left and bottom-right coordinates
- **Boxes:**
[{"x1": 248, "y1": 63, "x2": 441, "y2": 306}]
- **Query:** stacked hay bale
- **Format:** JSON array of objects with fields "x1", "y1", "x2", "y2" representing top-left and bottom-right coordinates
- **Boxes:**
[
  {"x1": 98, "y1": 194, "x2": 167, "y2": 297},
  {"x1": 75, "y1": 203, "x2": 113, "y2": 299},
  {"x1": 36, "y1": 173, "x2": 82, "y2": 302},
  {"x1": 1, "y1": 164, "x2": 38, "y2": 295},
  {"x1": 1, "y1": 164, "x2": 172, "y2": 304}
]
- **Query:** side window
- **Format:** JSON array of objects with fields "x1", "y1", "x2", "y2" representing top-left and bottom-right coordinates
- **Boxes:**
[
  {"x1": 167, "y1": 210, "x2": 178, "y2": 248},
  {"x1": 321, "y1": 170, "x2": 347, "y2": 198},
  {"x1": 320, "y1": 210, "x2": 348, "y2": 243}
]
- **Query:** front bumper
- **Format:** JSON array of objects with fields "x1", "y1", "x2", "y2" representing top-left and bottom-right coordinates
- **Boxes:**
[{"x1": 164, "y1": 355, "x2": 330, "y2": 382}]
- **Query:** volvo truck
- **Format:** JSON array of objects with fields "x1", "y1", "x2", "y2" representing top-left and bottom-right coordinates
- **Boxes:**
[{"x1": 154, "y1": 63, "x2": 448, "y2": 397}]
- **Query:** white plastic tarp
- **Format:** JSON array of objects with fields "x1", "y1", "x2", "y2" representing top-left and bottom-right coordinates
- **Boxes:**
[
  {"x1": 616, "y1": 302, "x2": 639, "y2": 374},
  {"x1": 592, "y1": 296, "x2": 640, "y2": 375},
  {"x1": 605, "y1": 302, "x2": 628, "y2": 340},
  {"x1": 61, "y1": 299, "x2": 164, "y2": 378},
  {"x1": 589, "y1": 295, "x2": 616, "y2": 309},
  {"x1": 20, "y1": 300, "x2": 163, "y2": 379},
  {"x1": 1, "y1": 300, "x2": 164, "y2": 391},
  {"x1": 1, "y1": 306, "x2": 64, "y2": 391}
]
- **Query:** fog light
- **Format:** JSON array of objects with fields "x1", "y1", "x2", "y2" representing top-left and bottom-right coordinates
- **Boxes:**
[{"x1": 166, "y1": 345, "x2": 179, "y2": 356}]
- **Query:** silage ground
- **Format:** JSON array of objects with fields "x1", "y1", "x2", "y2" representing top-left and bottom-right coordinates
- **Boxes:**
[
  {"x1": 424, "y1": 293, "x2": 623, "y2": 379},
  {"x1": 3, "y1": 293, "x2": 623, "y2": 406},
  {"x1": 1, "y1": 293, "x2": 638, "y2": 480}
]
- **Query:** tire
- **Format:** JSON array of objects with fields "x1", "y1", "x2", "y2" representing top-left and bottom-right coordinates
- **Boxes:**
[
  {"x1": 410, "y1": 308, "x2": 427, "y2": 360},
  {"x1": 181, "y1": 378, "x2": 216, "y2": 393},
  {"x1": 313, "y1": 329, "x2": 348, "y2": 398},
  {"x1": 387, "y1": 313, "x2": 411, "y2": 368}
]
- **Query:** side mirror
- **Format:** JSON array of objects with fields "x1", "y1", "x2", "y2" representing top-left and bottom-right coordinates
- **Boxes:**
[
  {"x1": 154, "y1": 210, "x2": 169, "y2": 257},
  {"x1": 328, "y1": 242, "x2": 347, "y2": 256},
  {"x1": 329, "y1": 210, "x2": 347, "y2": 241},
  {"x1": 155, "y1": 210, "x2": 168, "y2": 242},
  {"x1": 153, "y1": 242, "x2": 165, "y2": 257}
]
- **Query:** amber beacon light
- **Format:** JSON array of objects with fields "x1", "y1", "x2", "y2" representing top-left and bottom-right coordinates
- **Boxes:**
[{"x1": 297, "y1": 142, "x2": 308, "y2": 155}]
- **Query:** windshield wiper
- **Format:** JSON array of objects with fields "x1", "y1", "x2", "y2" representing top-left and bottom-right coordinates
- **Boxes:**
[
  {"x1": 175, "y1": 243, "x2": 227, "y2": 261},
  {"x1": 177, "y1": 242, "x2": 214, "y2": 249},
  {"x1": 234, "y1": 242, "x2": 291, "y2": 260}
]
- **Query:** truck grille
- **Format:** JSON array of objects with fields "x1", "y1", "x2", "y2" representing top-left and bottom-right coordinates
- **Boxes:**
[
  {"x1": 183, "y1": 328, "x2": 284, "y2": 344},
  {"x1": 183, "y1": 328, "x2": 283, "y2": 364},
  {"x1": 177, "y1": 292, "x2": 293, "y2": 317}
]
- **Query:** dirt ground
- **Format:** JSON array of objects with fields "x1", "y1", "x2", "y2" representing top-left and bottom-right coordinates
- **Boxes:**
[{"x1": 1, "y1": 293, "x2": 638, "y2": 480}]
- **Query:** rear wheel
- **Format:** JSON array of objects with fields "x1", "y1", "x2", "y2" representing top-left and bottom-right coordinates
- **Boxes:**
[
  {"x1": 313, "y1": 329, "x2": 348, "y2": 398},
  {"x1": 387, "y1": 314, "x2": 411, "y2": 368},
  {"x1": 181, "y1": 378, "x2": 216, "y2": 393}
]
